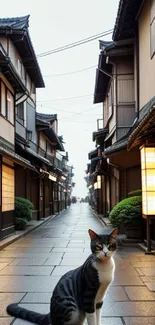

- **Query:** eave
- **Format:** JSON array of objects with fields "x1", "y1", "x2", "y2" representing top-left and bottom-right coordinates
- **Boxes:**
[
  {"x1": 93, "y1": 128, "x2": 108, "y2": 143},
  {"x1": 43, "y1": 127, "x2": 65, "y2": 151},
  {"x1": 88, "y1": 148, "x2": 98, "y2": 160},
  {"x1": 127, "y1": 97, "x2": 155, "y2": 150},
  {"x1": 94, "y1": 53, "x2": 112, "y2": 104},
  {"x1": 0, "y1": 44, "x2": 27, "y2": 92},
  {"x1": 0, "y1": 138, "x2": 38, "y2": 172},
  {"x1": 113, "y1": 0, "x2": 142, "y2": 41},
  {"x1": 0, "y1": 16, "x2": 45, "y2": 88},
  {"x1": 104, "y1": 135, "x2": 128, "y2": 156}
]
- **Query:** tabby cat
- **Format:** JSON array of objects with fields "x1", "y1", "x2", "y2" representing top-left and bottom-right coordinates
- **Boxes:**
[{"x1": 7, "y1": 228, "x2": 118, "y2": 325}]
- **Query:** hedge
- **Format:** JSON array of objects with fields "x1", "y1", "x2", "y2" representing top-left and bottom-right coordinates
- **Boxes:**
[
  {"x1": 15, "y1": 197, "x2": 34, "y2": 221},
  {"x1": 109, "y1": 196, "x2": 142, "y2": 227},
  {"x1": 128, "y1": 189, "x2": 142, "y2": 197}
]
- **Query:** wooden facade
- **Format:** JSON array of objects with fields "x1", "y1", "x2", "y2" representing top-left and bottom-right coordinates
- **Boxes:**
[{"x1": 0, "y1": 16, "x2": 74, "y2": 240}]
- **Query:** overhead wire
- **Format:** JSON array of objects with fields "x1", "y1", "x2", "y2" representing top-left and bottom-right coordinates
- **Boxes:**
[
  {"x1": 43, "y1": 65, "x2": 97, "y2": 77},
  {"x1": 37, "y1": 29, "x2": 113, "y2": 58},
  {"x1": 23, "y1": 29, "x2": 113, "y2": 62}
]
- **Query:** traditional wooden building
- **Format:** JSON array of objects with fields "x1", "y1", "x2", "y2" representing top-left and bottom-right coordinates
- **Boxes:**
[
  {"x1": 0, "y1": 15, "x2": 45, "y2": 239},
  {"x1": 0, "y1": 15, "x2": 74, "y2": 240},
  {"x1": 89, "y1": 38, "x2": 141, "y2": 216},
  {"x1": 113, "y1": 0, "x2": 155, "y2": 250}
]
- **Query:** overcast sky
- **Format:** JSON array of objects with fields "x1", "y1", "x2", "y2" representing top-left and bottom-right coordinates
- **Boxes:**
[{"x1": 1, "y1": 0, "x2": 119, "y2": 198}]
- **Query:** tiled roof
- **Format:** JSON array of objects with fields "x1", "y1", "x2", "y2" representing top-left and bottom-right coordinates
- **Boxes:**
[
  {"x1": 104, "y1": 135, "x2": 128, "y2": 156},
  {"x1": 127, "y1": 96, "x2": 155, "y2": 149},
  {"x1": 112, "y1": 0, "x2": 142, "y2": 41},
  {"x1": 0, "y1": 138, "x2": 38, "y2": 172},
  {"x1": 0, "y1": 15, "x2": 29, "y2": 30},
  {"x1": 0, "y1": 15, "x2": 44, "y2": 88},
  {"x1": 36, "y1": 112, "x2": 57, "y2": 121}
]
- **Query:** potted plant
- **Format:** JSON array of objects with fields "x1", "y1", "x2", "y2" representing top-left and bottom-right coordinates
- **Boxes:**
[{"x1": 109, "y1": 196, "x2": 144, "y2": 239}]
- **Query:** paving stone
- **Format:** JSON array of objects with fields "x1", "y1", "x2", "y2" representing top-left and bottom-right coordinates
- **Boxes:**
[
  {"x1": 60, "y1": 258, "x2": 86, "y2": 266},
  {"x1": 139, "y1": 256, "x2": 155, "y2": 261},
  {"x1": 0, "y1": 293, "x2": 25, "y2": 316},
  {"x1": 9, "y1": 257, "x2": 48, "y2": 266},
  {"x1": 0, "y1": 263, "x2": 8, "y2": 270},
  {"x1": 124, "y1": 317, "x2": 155, "y2": 325},
  {"x1": 0, "y1": 318, "x2": 13, "y2": 325},
  {"x1": 124, "y1": 286, "x2": 155, "y2": 300},
  {"x1": 67, "y1": 242, "x2": 89, "y2": 248},
  {"x1": 100, "y1": 318, "x2": 123, "y2": 325},
  {"x1": 13, "y1": 304, "x2": 50, "y2": 325},
  {"x1": 141, "y1": 276, "x2": 155, "y2": 283},
  {"x1": 21, "y1": 292, "x2": 52, "y2": 303},
  {"x1": 43, "y1": 256, "x2": 63, "y2": 266},
  {"x1": 4, "y1": 247, "x2": 52, "y2": 253},
  {"x1": 145, "y1": 282, "x2": 155, "y2": 292},
  {"x1": 51, "y1": 247, "x2": 84, "y2": 253},
  {"x1": 113, "y1": 272, "x2": 143, "y2": 285},
  {"x1": 0, "y1": 265, "x2": 54, "y2": 276},
  {"x1": 129, "y1": 262, "x2": 155, "y2": 268},
  {"x1": 0, "y1": 258, "x2": 14, "y2": 263},
  {"x1": 52, "y1": 265, "x2": 78, "y2": 275},
  {"x1": 107, "y1": 286, "x2": 129, "y2": 301},
  {"x1": 0, "y1": 276, "x2": 60, "y2": 292},
  {"x1": 136, "y1": 268, "x2": 155, "y2": 277},
  {"x1": 101, "y1": 301, "x2": 155, "y2": 316}
]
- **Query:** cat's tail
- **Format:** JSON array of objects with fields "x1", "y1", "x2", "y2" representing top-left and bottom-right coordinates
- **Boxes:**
[{"x1": 7, "y1": 303, "x2": 51, "y2": 325}]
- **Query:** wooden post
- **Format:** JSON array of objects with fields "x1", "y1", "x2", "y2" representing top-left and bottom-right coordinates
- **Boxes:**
[{"x1": 145, "y1": 217, "x2": 154, "y2": 255}]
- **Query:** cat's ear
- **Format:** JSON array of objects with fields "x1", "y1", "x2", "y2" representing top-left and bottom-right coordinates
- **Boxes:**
[
  {"x1": 88, "y1": 229, "x2": 99, "y2": 240},
  {"x1": 110, "y1": 228, "x2": 118, "y2": 238}
]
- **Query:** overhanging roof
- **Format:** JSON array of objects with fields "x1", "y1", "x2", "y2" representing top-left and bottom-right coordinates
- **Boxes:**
[
  {"x1": 93, "y1": 128, "x2": 107, "y2": 142},
  {"x1": 104, "y1": 135, "x2": 128, "y2": 156},
  {"x1": 113, "y1": 0, "x2": 142, "y2": 41},
  {"x1": 43, "y1": 127, "x2": 65, "y2": 151},
  {"x1": 128, "y1": 97, "x2": 155, "y2": 150},
  {"x1": 94, "y1": 40, "x2": 133, "y2": 104},
  {"x1": 36, "y1": 113, "x2": 64, "y2": 151},
  {"x1": 0, "y1": 138, "x2": 38, "y2": 172},
  {"x1": 0, "y1": 44, "x2": 27, "y2": 92},
  {"x1": 36, "y1": 113, "x2": 57, "y2": 122},
  {"x1": 0, "y1": 16, "x2": 45, "y2": 88},
  {"x1": 88, "y1": 148, "x2": 98, "y2": 160},
  {"x1": 94, "y1": 52, "x2": 112, "y2": 104}
]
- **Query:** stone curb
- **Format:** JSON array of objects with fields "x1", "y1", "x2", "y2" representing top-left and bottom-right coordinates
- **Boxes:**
[
  {"x1": 90, "y1": 207, "x2": 113, "y2": 228},
  {"x1": 0, "y1": 214, "x2": 58, "y2": 251}
]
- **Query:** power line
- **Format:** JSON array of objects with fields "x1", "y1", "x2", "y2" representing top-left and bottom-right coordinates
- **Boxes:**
[
  {"x1": 37, "y1": 105, "x2": 101, "y2": 116},
  {"x1": 37, "y1": 29, "x2": 113, "y2": 58},
  {"x1": 37, "y1": 93, "x2": 93, "y2": 103},
  {"x1": 24, "y1": 29, "x2": 113, "y2": 62},
  {"x1": 43, "y1": 65, "x2": 97, "y2": 77}
]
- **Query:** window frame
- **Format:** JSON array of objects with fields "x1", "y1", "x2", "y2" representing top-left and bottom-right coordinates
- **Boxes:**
[{"x1": 16, "y1": 102, "x2": 24, "y2": 125}]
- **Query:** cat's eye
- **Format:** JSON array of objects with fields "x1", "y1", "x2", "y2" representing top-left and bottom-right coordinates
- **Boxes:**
[
  {"x1": 95, "y1": 244, "x2": 103, "y2": 250},
  {"x1": 108, "y1": 243, "x2": 116, "y2": 250}
]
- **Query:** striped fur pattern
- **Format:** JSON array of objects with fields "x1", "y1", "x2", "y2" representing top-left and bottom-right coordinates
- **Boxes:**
[{"x1": 7, "y1": 228, "x2": 118, "y2": 325}]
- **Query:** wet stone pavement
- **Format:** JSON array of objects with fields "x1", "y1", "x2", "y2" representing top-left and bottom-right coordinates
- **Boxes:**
[{"x1": 0, "y1": 203, "x2": 155, "y2": 325}]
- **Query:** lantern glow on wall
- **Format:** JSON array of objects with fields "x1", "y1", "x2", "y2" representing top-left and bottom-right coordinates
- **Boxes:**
[{"x1": 140, "y1": 145, "x2": 155, "y2": 216}]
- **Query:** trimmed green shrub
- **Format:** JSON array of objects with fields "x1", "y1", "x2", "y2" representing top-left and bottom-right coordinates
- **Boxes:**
[
  {"x1": 128, "y1": 189, "x2": 142, "y2": 197},
  {"x1": 109, "y1": 196, "x2": 142, "y2": 227},
  {"x1": 15, "y1": 197, "x2": 34, "y2": 221},
  {"x1": 15, "y1": 217, "x2": 27, "y2": 230}
]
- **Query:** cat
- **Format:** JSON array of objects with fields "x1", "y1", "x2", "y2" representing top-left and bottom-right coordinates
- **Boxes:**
[{"x1": 7, "y1": 228, "x2": 118, "y2": 325}]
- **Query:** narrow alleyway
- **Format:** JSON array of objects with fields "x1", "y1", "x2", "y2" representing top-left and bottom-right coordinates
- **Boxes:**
[{"x1": 0, "y1": 203, "x2": 155, "y2": 325}]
